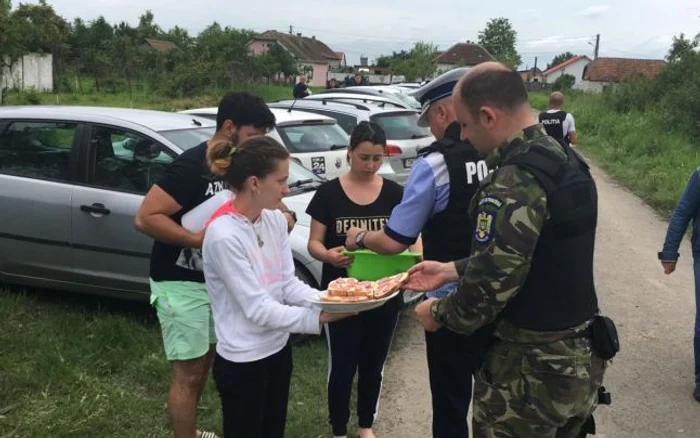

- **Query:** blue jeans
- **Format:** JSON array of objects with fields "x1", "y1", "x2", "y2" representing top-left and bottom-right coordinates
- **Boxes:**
[{"x1": 694, "y1": 260, "x2": 700, "y2": 386}]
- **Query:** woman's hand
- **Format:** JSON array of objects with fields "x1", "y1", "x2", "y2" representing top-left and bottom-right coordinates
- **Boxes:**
[{"x1": 325, "y1": 246, "x2": 353, "y2": 268}]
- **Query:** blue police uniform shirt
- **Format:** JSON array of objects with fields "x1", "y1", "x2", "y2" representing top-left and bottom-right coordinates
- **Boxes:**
[{"x1": 385, "y1": 151, "x2": 457, "y2": 298}]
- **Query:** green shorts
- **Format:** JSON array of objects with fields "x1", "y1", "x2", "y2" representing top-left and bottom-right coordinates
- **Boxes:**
[{"x1": 150, "y1": 279, "x2": 216, "y2": 361}]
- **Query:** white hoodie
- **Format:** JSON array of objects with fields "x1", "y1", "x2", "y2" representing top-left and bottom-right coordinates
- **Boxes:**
[{"x1": 203, "y1": 207, "x2": 322, "y2": 363}]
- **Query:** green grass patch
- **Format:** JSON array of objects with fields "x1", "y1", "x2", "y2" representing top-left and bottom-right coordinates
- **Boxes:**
[
  {"x1": 2, "y1": 83, "x2": 321, "y2": 111},
  {"x1": 0, "y1": 286, "x2": 333, "y2": 437}
]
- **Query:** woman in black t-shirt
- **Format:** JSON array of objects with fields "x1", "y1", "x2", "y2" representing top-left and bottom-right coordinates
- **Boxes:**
[{"x1": 306, "y1": 122, "x2": 405, "y2": 438}]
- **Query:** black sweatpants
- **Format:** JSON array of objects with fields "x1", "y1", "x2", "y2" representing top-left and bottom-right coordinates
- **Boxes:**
[
  {"x1": 325, "y1": 296, "x2": 401, "y2": 436},
  {"x1": 425, "y1": 325, "x2": 493, "y2": 438},
  {"x1": 212, "y1": 342, "x2": 293, "y2": 438}
]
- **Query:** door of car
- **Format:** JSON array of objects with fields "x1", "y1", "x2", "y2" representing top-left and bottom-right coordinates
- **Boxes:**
[
  {"x1": 70, "y1": 124, "x2": 175, "y2": 297},
  {"x1": 0, "y1": 119, "x2": 80, "y2": 284}
]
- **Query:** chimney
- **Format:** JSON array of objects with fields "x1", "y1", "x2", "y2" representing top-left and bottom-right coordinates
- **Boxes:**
[
  {"x1": 296, "y1": 33, "x2": 302, "y2": 37},
  {"x1": 312, "y1": 35, "x2": 316, "y2": 40}
]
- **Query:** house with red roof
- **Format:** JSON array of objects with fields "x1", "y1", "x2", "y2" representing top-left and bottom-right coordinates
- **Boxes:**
[
  {"x1": 541, "y1": 55, "x2": 592, "y2": 87},
  {"x1": 578, "y1": 57, "x2": 667, "y2": 92}
]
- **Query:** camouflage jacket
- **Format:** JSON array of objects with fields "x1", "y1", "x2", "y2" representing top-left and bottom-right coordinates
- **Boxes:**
[{"x1": 430, "y1": 124, "x2": 578, "y2": 342}]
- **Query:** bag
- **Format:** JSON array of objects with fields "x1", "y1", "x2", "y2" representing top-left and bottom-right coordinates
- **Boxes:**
[{"x1": 590, "y1": 315, "x2": 620, "y2": 360}]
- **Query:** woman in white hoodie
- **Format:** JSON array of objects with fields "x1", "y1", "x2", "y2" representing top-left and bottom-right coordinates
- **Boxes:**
[{"x1": 202, "y1": 136, "x2": 350, "y2": 438}]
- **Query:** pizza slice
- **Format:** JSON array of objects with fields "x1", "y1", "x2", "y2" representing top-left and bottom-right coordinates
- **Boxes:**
[{"x1": 373, "y1": 272, "x2": 409, "y2": 299}]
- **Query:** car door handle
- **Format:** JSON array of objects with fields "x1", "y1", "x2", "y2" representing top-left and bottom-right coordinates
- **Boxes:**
[{"x1": 80, "y1": 203, "x2": 111, "y2": 216}]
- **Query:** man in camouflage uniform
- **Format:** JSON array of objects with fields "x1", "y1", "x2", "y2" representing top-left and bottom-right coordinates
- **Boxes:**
[{"x1": 405, "y1": 62, "x2": 608, "y2": 438}]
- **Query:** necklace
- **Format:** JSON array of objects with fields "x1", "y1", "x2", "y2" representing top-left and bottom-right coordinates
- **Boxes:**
[{"x1": 253, "y1": 223, "x2": 264, "y2": 248}]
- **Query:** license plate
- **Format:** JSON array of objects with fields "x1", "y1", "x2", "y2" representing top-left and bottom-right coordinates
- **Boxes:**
[{"x1": 403, "y1": 158, "x2": 415, "y2": 168}]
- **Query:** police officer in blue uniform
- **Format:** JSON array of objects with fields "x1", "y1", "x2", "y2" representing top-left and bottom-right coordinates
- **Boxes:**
[{"x1": 345, "y1": 67, "x2": 495, "y2": 438}]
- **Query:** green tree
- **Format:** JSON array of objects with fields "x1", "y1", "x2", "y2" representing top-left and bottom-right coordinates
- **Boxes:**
[
  {"x1": 83, "y1": 16, "x2": 113, "y2": 91},
  {"x1": 267, "y1": 43, "x2": 298, "y2": 80},
  {"x1": 477, "y1": 17, "x2": 522, "y2": 69},
  {"x1": 667, "y1": 32, "x2": 700, "y2": 63},
  {"x1": 391, "y1": 42, "x2": 438, "y2": 81},
  {"x1": 552, "y1": 73, "x2": 575, "y2": 91},
  {"x1": 547, "y1": 52, "x2": 575, "y2": 70}
]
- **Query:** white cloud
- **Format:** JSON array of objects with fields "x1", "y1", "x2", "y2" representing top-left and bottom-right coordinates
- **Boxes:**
[{"x1": 579, "y1": 5, "x2": 611, "y2": 18}]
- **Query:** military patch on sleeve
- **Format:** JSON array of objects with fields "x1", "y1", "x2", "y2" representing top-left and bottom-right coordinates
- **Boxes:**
[
  {"x1": 475, "y1": 210, "x2": 496, "y2": 244},
  {"x1": 478, "y1": 195, "x2": 504, "y2": 209}
]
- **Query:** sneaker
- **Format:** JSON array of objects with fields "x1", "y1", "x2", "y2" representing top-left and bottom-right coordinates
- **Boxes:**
[{"x1": 693, "y1": 385, "x2": 700, "y2": 403}]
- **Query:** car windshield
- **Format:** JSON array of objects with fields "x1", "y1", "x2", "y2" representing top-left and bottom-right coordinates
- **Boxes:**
[
  {"x1": 276, "y1": 122, "x2": 349, "y2": 153},
  {"x1": 159, "y1": 127, "x2": 215, "y2": 150},
  {"x1": 370, "y1": 112, "x2": 431, "y2": 140}
]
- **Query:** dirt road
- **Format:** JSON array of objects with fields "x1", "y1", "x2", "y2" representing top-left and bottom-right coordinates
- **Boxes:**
[{"x1": 374, "y1": 160, "x2": 700, "y2": 437}]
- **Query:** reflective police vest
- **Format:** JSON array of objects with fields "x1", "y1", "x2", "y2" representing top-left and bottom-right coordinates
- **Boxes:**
[
  {"x1": 499, "y1": 140, "x2": 599, "y2": 331},
  {"x1": 420, "y1": 127, "x2": 488, "y2": 263},
  {"x1": 539, "y1": 110, "x2": 569, "y2": 145}
]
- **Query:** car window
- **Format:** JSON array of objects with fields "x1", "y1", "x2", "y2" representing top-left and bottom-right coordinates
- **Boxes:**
[
  {"x1": 370, "y1": 112, "x2": 432, "y2": 140},
  {"x1": 0, "y1": 121, "x2": 77, "y2": 181},
  {"x1": 296, "y1": 109, "x2": 358, "y2": 134},
  {"x1": 88, "y1": 125, "x2": 176, "y2": 194},
  {"x1": 276, "y1": 122, "x2": 349, "y2": 153},
  {"x1": 159, "y1": 127, "x2": 215, "y2": 151}
]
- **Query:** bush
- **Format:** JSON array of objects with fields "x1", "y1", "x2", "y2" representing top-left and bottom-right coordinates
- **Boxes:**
[
  {"x1": 552, "y1": 74, "x2": 576, "y2": 91},
  {"x1": 16, "y1": 88, "x2": 42, "y2": 105}
]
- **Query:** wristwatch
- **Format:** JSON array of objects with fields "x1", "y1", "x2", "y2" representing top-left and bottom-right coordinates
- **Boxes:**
[{"x1": 355, "y1": 230, "x2": 368, "y2": 249}]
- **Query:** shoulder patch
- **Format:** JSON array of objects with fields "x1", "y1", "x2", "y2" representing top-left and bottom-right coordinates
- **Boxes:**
[
  {"x1": 478, "y1": 195, "x2": 504, "y2": 209},
  {"x1": 475, "y1": 209, "x2": 496, "y2": 244}
]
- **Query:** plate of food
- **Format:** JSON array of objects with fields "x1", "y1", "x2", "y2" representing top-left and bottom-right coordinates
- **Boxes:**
[{"x1": 307, "y1": 272, "x2": 410, "y2": 313}]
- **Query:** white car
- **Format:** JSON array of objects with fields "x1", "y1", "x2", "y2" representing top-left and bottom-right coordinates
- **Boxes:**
[
  {"x1": 269, "y1": 99, "x2": 435, "y2": 184},
  {"x1": 302, "y1": 93, "x2": 411, "y2": 110},
  {"x1": 179, "y1": 108, "x2": 350, "y2": 180}
]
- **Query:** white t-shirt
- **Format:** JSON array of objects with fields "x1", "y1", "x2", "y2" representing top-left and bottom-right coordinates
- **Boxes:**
[
  {"x1": 203, "y1": 208, "x2": 322, "y2": 363},
  {"x1": 547, "y1": 109, "x2": 576, "y2": 136}
]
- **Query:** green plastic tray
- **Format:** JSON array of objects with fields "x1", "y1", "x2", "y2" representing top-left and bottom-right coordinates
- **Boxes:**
[{"x1": 341, "y1": 249, "x2": 422, "y2": 281}]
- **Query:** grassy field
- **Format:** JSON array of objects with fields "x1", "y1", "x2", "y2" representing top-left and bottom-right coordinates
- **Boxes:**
[
  {"x1": 0, "y1": 286, "x2": 337, "y2": 438},
  {"x1": 2, "y1": 83, "x2": 319, "y2": 111},
  {"x1": 529, "y1": 91, "x2": 698, "y2": 216}
]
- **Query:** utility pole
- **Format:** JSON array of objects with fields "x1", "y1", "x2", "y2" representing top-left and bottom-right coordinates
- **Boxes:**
[
  {"x1": 594, "y1": 34, "x2": 600, "y2": 59},
  {"x1": 289, "y1": 25, "x2": 293, "y2": 35},
  {"x1": 534, "y1": 56, "x2": 538, "y2": 72}
]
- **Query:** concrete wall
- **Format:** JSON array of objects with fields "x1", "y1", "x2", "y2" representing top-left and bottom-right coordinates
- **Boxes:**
[
  {"x1": 2, "y1": 53, "x2": 53, "y2": 92},
  {"x1": 543, "y1": 58, "x2": 591, "y2": 86},
  {"x1": 574, "y1": 80, "x2": 610, "y2": 93}
]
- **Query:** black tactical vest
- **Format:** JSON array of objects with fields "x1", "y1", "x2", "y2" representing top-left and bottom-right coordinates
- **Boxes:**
[
  {"x1": 420, "y1": 124, "x2": 487, "y2": 262},
  {"x1": 539, "y1": 110, "x2": 569, "y2": 144},
  {"x1": 497, "y1": 139, "x2": 599, "y2": 331}
]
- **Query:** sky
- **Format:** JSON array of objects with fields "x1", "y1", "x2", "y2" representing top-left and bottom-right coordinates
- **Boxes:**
[{"x1": 28, "y1": 0, "x2": 700, "y2": 69}]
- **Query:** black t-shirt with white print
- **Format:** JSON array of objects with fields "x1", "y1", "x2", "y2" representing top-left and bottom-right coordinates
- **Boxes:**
[
  {"x1": 150, "y1": 142, "x2": 226, "y2": 283},
  {"x1": 306, "y1": 177, "x2": 403, "y2": 289}
]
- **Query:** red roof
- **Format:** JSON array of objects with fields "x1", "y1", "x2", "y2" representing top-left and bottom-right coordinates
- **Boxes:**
[
  {"x1": 436, "y1": 43, "x2": 494, "y2": 66},
  {"x1": 334, "y1": 51, "x2": 345, "y2": 61},
  {"x1": 582, "y1": 57, "x2": 667, "y2": 82},
  {"x1": 542, "y1": 55, "x2": 590, "y2": 77}
]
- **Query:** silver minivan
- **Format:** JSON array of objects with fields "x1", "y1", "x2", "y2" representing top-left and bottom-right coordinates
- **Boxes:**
[{"x1": 0, "y1": 106, "x2": 325, "y2": 299}]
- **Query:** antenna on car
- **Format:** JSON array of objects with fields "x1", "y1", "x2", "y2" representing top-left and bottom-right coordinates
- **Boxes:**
[
  {"x1": 192, "y1": 118, "x2": 202, "y2": 126},
  {"x1": 288, "y1": 98, "x2": 298, "y2": 113}
]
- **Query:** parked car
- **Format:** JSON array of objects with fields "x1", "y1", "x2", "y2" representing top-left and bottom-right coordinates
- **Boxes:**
[
  {"x1": 302, "y1": 92, "x2": 412, "y2": 110},
  {"x1": 0, "y1": 106, "x2": 325, "y2": 299},
  {"x1": 268, "y1": 99, "x2": 435, "y2": 184},
  {"x1": 180, "y1": 107, "x2": 350, "y2": 180},
  {"x1": 316, "y1": 85, "x2": 422, "y2": 110}
]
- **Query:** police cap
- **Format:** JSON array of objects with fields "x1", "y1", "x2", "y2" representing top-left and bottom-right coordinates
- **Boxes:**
[{"x1": 410, "y1": 67, "x2": 470, "y2": 127}]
